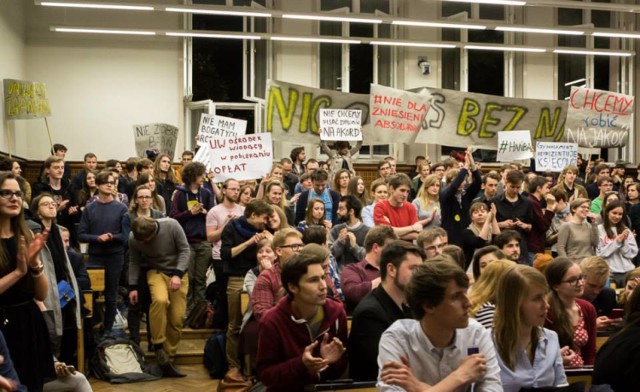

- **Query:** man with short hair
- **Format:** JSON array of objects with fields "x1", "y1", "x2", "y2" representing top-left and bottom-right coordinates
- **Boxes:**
[
  {"x1": 294, "y1": 169, "x2": 340, "y2": 225},
  {"x1": 294, "y1": 159, "x2": 318, "y2": 194},
  {"x1": 431, "y1": 162, "x2": 446, "y2": 184},
  {"x1": 51, "y1": 143, "x2": 71, "y2": 183},
  {"x1": 579, "y1": 256, "x2": 622, "y2": 331},
  {"x1": 377, "y1": 160, "x2": 392, "y2": 182},
  {"x1": 374, "y1": 174, "x2": 429, "y2": 241},
  {"x1": 586, "y1": 163, "x2": 611, "y2": 200},
  {"x1": 136, "y1": 158, "x2": 155, "y2": 175},
  {"x1": 494, "y1": 230, "x2": 522, "y2": 262},
  {"x1": 252, "y1": 228, "x2": 304, "y2": 320},
  {"x1": 221, "y1": 200, "x2": 274, "y2": 370},
  {"x1": 120, "y1": 157, "x2": 139, "y2": 199},
  {"x1": 552, "y1": 165, "x2": 588, "y2": 202},
  {"x1": 472, "y1": 173, "x2": 501, "y2": 205},
  {"x1": 128, "y1": 216, "x2": 190, "y2": 377},
  {"x1": 174, "y1": 150, "x2": 194, "y2": 185},
  {"x1": 589, "y1": 176, "x2": 614, "y2": 214},
  {"x1": 377, "y1": 261, "x2": 501, "y2": 391},
  {"x1": 526, "y1": 176, "x2": 556, "y2": 262},
  {"x1": 257, "y1": 253, "x2": 347, "y2": 391},
  {"x1": 341, "y1": 225, "x2": 398, "y2": 311},
  {"x1": 73, "y1": 152, "x2": 98, "y2": 191},
  {"x1": 408, "y1": 155, "x2": 426, "y2": 180},
  {"x1": 329, "y1": 195, "x2": 369, "y2": 268},
  {"x1": 280, "y1": 157, "x2": 298, "y2": 196},
  {"x1": 348, "y1": 241, "x2": 425, "y2": 381},
  {"x1": 417, "y1": 228, "x2": 448, "y2": 259},
  {"x1": 384, "y1": 156, "x2": 397, "y2": 176}
]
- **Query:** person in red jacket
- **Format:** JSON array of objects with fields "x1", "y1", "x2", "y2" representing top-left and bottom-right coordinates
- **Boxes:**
[{"x1": 257, "y1": 252, "x2": 347, "y2": 392}]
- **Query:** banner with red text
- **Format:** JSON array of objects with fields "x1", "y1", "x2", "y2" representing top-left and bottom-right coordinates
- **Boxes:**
[
  {"x1": 564, "y1": 87, "x2": 633, "y2": 148},
  {"x1": 207, "y1": 133, "x2": 273, "y2": 182},
  {"x1": 370, "y1": 84, "x2": 431, "y2": 144}
]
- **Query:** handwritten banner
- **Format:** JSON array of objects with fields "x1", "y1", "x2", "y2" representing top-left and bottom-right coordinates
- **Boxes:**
[
  {"x1": 196, "y1": 114, "x2": 247, "y2": 146},
  {"x1": 3, "y1": 79, "x2": 52, "y2": 119},
  {"x1": 565, "y1": 87, "x2": 634, "y2": 148},
  {"x1": 497, "y1": 130, "x2": 533, "y2": 162},
  {"x1": 133, "y1": 123, "x2": 178, "y2": 160},
  {"x1": 319, "y1": 109, "x2": 362, "y2": 141},
  {"x1": 370, "y1": 84, "x2": 431, "y2": 144},
  {"x1": 207, "y1": 133, "x2": 273, "y2": 182},
  {"x1": 535, "y1": 142, "x2": 578, "y2": 172}
]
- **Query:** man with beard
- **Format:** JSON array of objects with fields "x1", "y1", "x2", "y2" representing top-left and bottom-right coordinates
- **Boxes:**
[
  {"x1": 329, "y1": 195, "x2": 369, "y2": 269},
  {"x1": 494, "y1": 230, "x2": 522, "y2": 263},
  {"x1": 348, "y1": 241, "x2": 425, "y2": 381},
  {"x1": 221, "y1": 200, "x2": 273, "y2": 372},
  {"x1": 206, "y1": 178, "x2": 244, "y2": 329}
]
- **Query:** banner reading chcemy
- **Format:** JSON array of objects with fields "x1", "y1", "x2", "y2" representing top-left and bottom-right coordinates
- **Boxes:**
[
  {"x1": 319, "y1": 109, "x2": 362, "y2": 141},
  {"x1": 535, "y1": 142, "x2": 578, "y2": 172},
  {"x1": 3, "y1": 79, "x2": 52, "y2": 119},
  {"x1": 370, "y1": 84, "x2": 431, "y2": 144},
  {"x1": 413, "y1": 87, "x2": 569, "y2": 149},
  {"x1": 196, "y1": 114, "x2": 247, "y2": 146},
  {"x1": 565, "y1": 87, "x2": 634, "y2": 148},
  {"x1": 497, "y1": 130, "x2": 533, "y2": 162},
  {"x1": 208, "y1": 133, "x2": 273, "y2": 182},
  {"x1": 133, "y1": 123, "x2": 178, "y2": 160}
]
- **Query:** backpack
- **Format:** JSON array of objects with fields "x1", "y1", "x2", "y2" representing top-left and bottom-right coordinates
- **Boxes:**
[
  {"x1": 204, "y1": 331, "x2": 228, "y2": 379},
  {"x1": 90, "y1": 335, "x2": 162, "y2": 384},
  {"x1": 186, "y1": 300, "x2": 214, "y2": 329}
]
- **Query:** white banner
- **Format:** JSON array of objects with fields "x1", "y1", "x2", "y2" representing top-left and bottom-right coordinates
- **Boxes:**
[
  {"x1": 535, "y1": 142, "x2": 578, "y2": 172},
  {"x1": 319, "y1": 109, "x2": 362, "y2": 141},
  {"x1": 370, "y1": 84, "x2": 431, "y2": 144},
  {"x1": 133, "y1": 123, "x2": 178, "y2": 160},
  {"x1": 207, "y1": 133, "x2": 273, "y2": 182},
  {"x1": 196, "y1": 114, "x2": 247, "y2": 146},
  {"x1": 497, "y1": 130, "x2": 533, "y2": 162}
]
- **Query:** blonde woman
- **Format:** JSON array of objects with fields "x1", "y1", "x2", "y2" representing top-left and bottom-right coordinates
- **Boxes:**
[
  {"x1": 412, "y1": 174, "x2": 441, "y2": 228},
  {"x1": 469, "y1": 259, "x2": 516, "y2": 329},
  {"x1": 493, "y1": 265, "x2": 567, "y2": 392},
  {"x1": 261, "y1": 180, "x2": 294, "y2": 225}
]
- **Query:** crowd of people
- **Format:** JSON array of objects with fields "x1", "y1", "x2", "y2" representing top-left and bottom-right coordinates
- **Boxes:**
[{"x1": 0, "y1": 141, "x2": 639, "y2": 391}]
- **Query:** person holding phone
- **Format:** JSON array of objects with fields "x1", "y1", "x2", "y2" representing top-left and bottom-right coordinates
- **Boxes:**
[{"x1": 595, "y1": 200, "x2": 638, "y2": 288}]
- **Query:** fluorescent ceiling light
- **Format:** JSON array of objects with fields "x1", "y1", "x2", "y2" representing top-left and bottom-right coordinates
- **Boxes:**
[
  {"x1": 465, "y1": 44, "x2": 546, "y2": 52},
  {"x1": 564, "y1": 78, "x2": 586, "y2": 86},
  {"x1": 166, "y1": 32, "x2": 260, "y2": 40},
  {"x1": 54, "y1": 27, "x2": 156, "y2": 35},
  {"x1": 554, "y1": 49, "x2": 633, "y2": 57},
  {"x1": 271, "y1": 36, "x2": 360, "y2": 44},
  {"x1": 393, "y1": 21, "x2": 486, "y2": 30},
  {"x1": 283, "y1": 14, "x2": 382, "y2": 24},
  {"x1": 370, "y1": 40, "x2": 457, "y2": 48},
  {"x1": 38, "y1": 1, "x2": 153, "y2": 11},
  {"x1": 496, "y1": 26, "x2": 584, "y2": 35},
  {"x1": 593, "y1": 32, "x2": 640, "y2": 39},
  {"x1": 444, "y1": 0, "x2": 526, "y2": 5},
  {"x1": 165, "y1": 7, "x2": 271, "y2": 17}
]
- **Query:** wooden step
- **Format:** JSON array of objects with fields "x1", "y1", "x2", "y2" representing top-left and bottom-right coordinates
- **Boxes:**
[{"x1": 136, "y1": 326, "x2": 219, "y2": 365}]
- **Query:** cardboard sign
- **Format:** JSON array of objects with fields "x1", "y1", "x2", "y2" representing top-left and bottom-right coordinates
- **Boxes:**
[
  {"x1": 370, "y1": 84, "x2": 431, "y2": 144},
  {"x1": 319, "y1": 109, "x2": 362, "y2": 141},
  {"x1": 3, "y1": 79, "x2": 52, "y2": 119},
  {"x1": 196, "y1": 114, "x2": 247, "y2": 146},
  {"x1": 535, "y1": 142, "x2": 578, "y2": 172},
  {"x1": 208, "y1": 133, "x2": 273, "y2": 182},
  {"x1": 133, "y1": 123, "x2": 178, "y2": 160},
  {"x1": 497, "y1": 130, "x2": 533, "y2": 162},
  {"x1": 565, "y1": 87, "x2": 634, "y2": 148}
]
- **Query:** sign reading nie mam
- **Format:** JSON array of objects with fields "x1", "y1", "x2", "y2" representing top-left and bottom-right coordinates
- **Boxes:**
[{"x1": 3, "y1": 79, "x2": 52, "y2": 120}]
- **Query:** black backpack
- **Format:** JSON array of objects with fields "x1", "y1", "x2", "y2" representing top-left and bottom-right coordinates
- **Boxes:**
[
  {"x1": 90, "y1": 335, "x2": 162, "y2": 384},
  {"x1": 204, "y1": 331, "x2": 228, "y2": 379}
]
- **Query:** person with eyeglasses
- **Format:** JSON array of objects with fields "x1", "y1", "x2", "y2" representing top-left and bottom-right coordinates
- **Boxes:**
[
  {"x1": 544, "y1": 257, "x2": 597, "y2": 368},
  {"x1": 78, "y1": 171, "x2": 130, "y2": 334},
  {"x1": 417, "y1": 227, "x2": 449, "y2": 260},
  {"x1": 557, "y1": 198, "x2": 599, "y2": 262}
]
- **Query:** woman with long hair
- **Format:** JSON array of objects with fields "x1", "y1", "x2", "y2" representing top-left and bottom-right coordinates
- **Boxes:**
[
  {"x1": 0, "y1": 173, "x2": 55, "y2": 391},
  {"x1": 544, "y1": 257, "x2": 597, "y2": 368},
  {"x1": 152, "y1": 153, "x2": 177, "y2": 209},
  {"x1": 461, "y1": 202, "x2": 500, "y2": 268},
  {"x1": 347, "y1": 176, "x2": 369, "y2": 207},
  {"x1": 362, "y1": 179, "x2": 388, "y2": 228},
  {"x1": 239, "y1": 184, "x2": 254, "y2": 208},
  {"x1": 556, "y1": 198, "x2": 598, "y2": 261},
  {"x1": 332, "y1": 169, "x2": 351, "y2": 197},
  {"x1": 267, "y1": 205, "x2": 290, "y2": 232},
  {"x1": 493, "y1": 264, "x2": 567, "y2": 392},
  {"x1": 137, "y1": 173, "x2": 166, "y2": 214},
  {"x1": 411, "y1": 161, "x2": 431, "y2": 198},
  {"x1": 617, "y1": 267, "x2": 640, "y2": 308},
  {"x1": 77, "y1": 170, "x2": 98, "y2": 210},
  {"x1": 412, "y1": 174, "x2": 441, "y2": 228},
  {"x1": 261, "y1": 180, "x2": 294, "y2": 225},
  {"x1": 296, "y1": 198, "x2": 331, "y2": 232},
  {"x1": 129, "y1": 185, "x2": 164, "y2": 220},
  {"x1": 596, "y1": 200, "x2": 638, "y2": 287},
  {"x1": 469, "y1": 259, "x2": 516, "y2": 329}
]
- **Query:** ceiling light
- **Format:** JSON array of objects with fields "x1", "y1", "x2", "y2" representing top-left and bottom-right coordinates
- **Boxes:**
[
  {"x1": 496, "y1": 26, "x2": 584, "y2": 35},
  {"x1": 554, "y1": 49, "x2": 633, "y2": 57},
  {"x1": 370, "y1": 40, "x2": 457, "y2": 48},
  {"x1": 444, "y1": 0, "x2": 526, "y2": 5},
  {"x1": 593, "y1": 32, "x2": 640, "y2": 39},
  {"x1": 465, "y1": 44, "x2": 546, "y2": 52},
  {"x1": 38, "y1": 1, "x2": 154, "y2": 11},
  {"x1": 165, "y1": 7, "x2": 271, "y2": 18},
  {"x1": 283, "y1": 14, "x2": 382, "y2": 24},
  {"x1": 271, "y1": 36, "x2": 360, "y2": 44},
  {"x1": 564, "y1": 78, "x2": 586, "y2": 86},
  {"x1": 53, "y1": 27, "x2": 156, "y2": 35},
  {"x1": 166, "y1": 32, "x2": 260, "y2": 40},
  {"x1": 393, "y1": 21, "x2": 486, "y2": 30}
]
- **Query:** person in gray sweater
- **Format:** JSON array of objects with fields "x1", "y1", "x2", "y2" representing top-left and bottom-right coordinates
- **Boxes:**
[
  {"x1": 128, "y1": 216, "x2": 190, "y2": 378},
  {"x1": 329, "y1": 195, "x2": 369, "y2": 269}
]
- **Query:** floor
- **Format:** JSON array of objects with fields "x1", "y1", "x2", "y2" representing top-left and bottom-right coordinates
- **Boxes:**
[{"x1": 89, "y1": 365, "x2": 219, "y2": 391}]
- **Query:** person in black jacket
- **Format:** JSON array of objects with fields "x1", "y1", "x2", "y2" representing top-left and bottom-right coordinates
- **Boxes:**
[{"x1": 348, "y1": 241, "x2": 425, "y2": 381}]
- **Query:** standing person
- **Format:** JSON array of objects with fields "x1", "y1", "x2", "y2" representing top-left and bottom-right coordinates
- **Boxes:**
[
  {"x1": 552, "y1": 165, "x2": 588, "y2": 202},
  {"x1": 72, "y1": 152, "x2": 98, "y2": 192},
  {"x1": 377, "y1": 261, "x2": 502, "y2": 391},
  {"x1": 0, "y1": 172, "x2": 55, "y2": 391},
  {"x1": 595, "y1": 200, "x2": 638, "y2": 287},
  {"x1": 410, "y1": 160, "x2": 430, "y2": 200},
  {"x1": 472, "y1": 173, "x2": 501, "y2": 206},
  {"x1": 206, "y1": 179, "x2": 244, "y2": 330},
  {"x1": 290, "y1": 147, "x2": 306, "y2": 178},
  {"x1": 221, "y1": 200, "x2": 273, "y2": 372},
  {"x1": 137, "y1": 173, "x2": 166, "y2": 214},
  {"x1": 376, "y1": 160, "x2": 392, "y2": 183},
  {"x1": 320, "y1": 139, "x2": 362, "y2": 183},
  {"x1": 412, "y1": 174, "x2": 441, "y2": 229},
  {"x1": 153, "y1": 153, "x2": 178, "y2": 211},
  {"x1": 461, "y1": 202, "x2": 500, "y2": 268},
  {"x1": 170, "y1": 162, "x2": 214, "y2": 313},
  {"x1": 77, "y1": 171, "x2": 130, "y2": 333},
  {"x1": 589, "y1": 176, "x2": 614, "y2": 214},
  {"x1": 76, "y1": 170, "x2": 98, "y2": 211},
  {"x1": 332, "y1": 169, "x2": 351, "y2": 197},
  {"x1": 129, "y1": 216, "x2": 190, "y2": 377},
  {"x1": 120, "y1": 157, "x2": 139, "y2": 200},
  {"x1": 526, "y1": 176, "x2": 556, "y2": 262},
  {"x1": 586, "y1": 163, "x2": 611, "y2": 200},
  {"x1": 493, "y1": 265, "x2": 567, "y2": 392},
  {"x1": 51, "y1": 143, "x2": 72, "y2": 183},
  {"x1": 556, "y1": 198, "x2": 599, "y2": 261},
  {"x1": 374, "y1": 174, "x2": 429, "y2": 242},
  {"x1": 545, "y1": 257, "x2": 597, "y2": 368}
]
